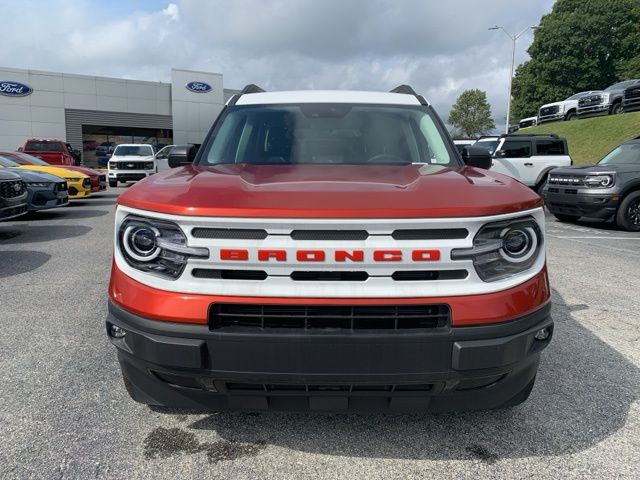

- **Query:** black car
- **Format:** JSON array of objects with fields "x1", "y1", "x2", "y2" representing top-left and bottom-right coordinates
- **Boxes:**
[
  {"x1": 0, "y1": 156, "x2": 69, "y2": 211},
  {"x1": 0, "y1": 169, "x2": 28, "y2": 221},
  {"x1": 542, "y1": 137, "x2": 640, "y2": 231},
  {"x1": 622, "y1": 83, "x2": 640, "y2": 112}
]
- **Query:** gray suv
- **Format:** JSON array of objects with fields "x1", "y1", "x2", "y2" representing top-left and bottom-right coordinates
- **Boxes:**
[
  {"x1": 577, "y1": 79, "x2": 640, "y2": 118},
  {"x1": 542, "y1": 137, "x2": 640, "y2": 231}
]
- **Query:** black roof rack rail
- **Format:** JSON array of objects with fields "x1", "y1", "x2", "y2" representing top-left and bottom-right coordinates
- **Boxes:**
[
  {"x1": 499, "y1": 133, "x2": 559, "y2": 139},
  {"x1": 389, "y1": 85, "x2": 428, "y2": 105},
  {"x1": 228, "y1": 84, "x2": 266, "y2": 106}
]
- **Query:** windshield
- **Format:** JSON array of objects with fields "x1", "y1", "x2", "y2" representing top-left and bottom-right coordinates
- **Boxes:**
[
  {"x1": 598, "y1": 143, "x2": 640, "y2": 165},
  {"x1": 566, "y1": 92, "x2": 589, "y2": 100},
  {"x1": 606, "y1": 80, "x2": 638, "y2": 91},
  {"x1": 113, "y1": 145, "x2": 154, "y2": 157},
  {"x1": 198, "y1": 104, "x2": 454, "y2": 166},
  {"x1": 15, "y1": 153, "x2": 49, "y2": 165},
  {"x1": 474, "y1": 139, "x2": 499, "y2": 154},
  {"x1": 0, "y1": 156, "x2": 20, "y2": 167},
  {"x1": 25, "y1": 141, "x2": 62, "y2": 152}
]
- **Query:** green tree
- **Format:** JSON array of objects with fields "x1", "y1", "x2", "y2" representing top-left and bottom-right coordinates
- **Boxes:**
[
  {"x1": 448, "y1": 89, "x2": 496, "y2": 137},
  {"x1": 511, "y1": 0, "x2": 640, "y2": 122}
]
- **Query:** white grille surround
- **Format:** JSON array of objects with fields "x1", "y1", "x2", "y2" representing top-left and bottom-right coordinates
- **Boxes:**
[{"x1": 114, "y1": 205, "x2": 546, "y2": 298}]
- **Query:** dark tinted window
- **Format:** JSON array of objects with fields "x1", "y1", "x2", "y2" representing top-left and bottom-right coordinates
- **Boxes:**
[
  {"x1": 499, "y1": 140, "x2": 531, "y2": 158},
  {"x1": 25, "y1": 141, "x2": 63, "y2": 152},
  {"x1": 536, "y1": 140, "x2": 565, "y2": 155},
  {"x1": 199, "y1": 104, "x2": 454, "y2": 166}
]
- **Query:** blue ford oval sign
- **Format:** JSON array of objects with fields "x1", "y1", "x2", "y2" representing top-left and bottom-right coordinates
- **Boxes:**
[
  {"x1": 185, "y1": 81, "x2": 212, "y2": 93},
  {"x1": 0, "y1": 81, "x2": 33, "y2": 97}
]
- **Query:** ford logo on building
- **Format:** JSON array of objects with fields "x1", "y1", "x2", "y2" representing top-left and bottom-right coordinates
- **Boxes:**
[
  {"x1": 0, "y1": 81, "x2": 33, "y2": 97},
  {"x1": 185, "y1": 81, "x2": 212, "y2": 93}
]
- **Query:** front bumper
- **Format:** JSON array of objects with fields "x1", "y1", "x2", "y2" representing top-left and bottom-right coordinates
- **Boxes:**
[
  {"x1": 538, "y1": 113, "x2": 564, "y2": 123},
  {"x1": 577, "y1": 104, "x2": 610, "y2": 118},
  {"x1": 542, "y1": 187, "x2": 619, "y2": 220},
  {"x1": 26, "y1": 187, "x2": 69, "y2": 211},
  {"x1": 108, "y1": 170, "x2": 155, "y2": 183},
  {"x1": 107, "y1": 299, "x2": 552, "y2": 412}
]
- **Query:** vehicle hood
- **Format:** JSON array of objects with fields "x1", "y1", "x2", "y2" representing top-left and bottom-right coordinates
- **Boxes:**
[
  {"x1": 16, "y1": 165, "x2": 88, "y2": 180},
  {"x1": 540, "y1": 100, "x2": 567, "y2": 109},
  {"x1": 0, "y1": 169, "x2": 21, "y2": 180},
  {"x1": 5, "y1": 168, "x2": 62, "y2": 182},
  {"x1": 110, "y1": 155, "x2": 155, "y2": 162},
  {"x1": 550, "y1": 164, "x2": 640, "y2": 175},
  {"x1": 117, "y1": 164, "x2": 542, "y2": 218},
  {"x1": 62, "y1": 165, "x2": 102, "y2": 177}
]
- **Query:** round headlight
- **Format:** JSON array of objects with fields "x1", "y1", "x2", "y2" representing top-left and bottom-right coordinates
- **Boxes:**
[
  {"x1": 500, "y1": 226, "x2": 537, "y2": 262},
  {"x1": 503, "y1": 229, "x2": 530, "y2": 256},
  {"x1": 123, "y1": 225, "x2": 161, "y2": 261}
]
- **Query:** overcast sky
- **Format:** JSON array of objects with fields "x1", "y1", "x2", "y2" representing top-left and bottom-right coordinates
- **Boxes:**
[{"x1": 1, "y1": 0, "x2": 555, "y2": 132}]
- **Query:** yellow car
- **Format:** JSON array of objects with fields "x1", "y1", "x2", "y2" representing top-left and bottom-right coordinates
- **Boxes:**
[{"x1": 0, "y1": 155, "x2": 91, "y2": 199}]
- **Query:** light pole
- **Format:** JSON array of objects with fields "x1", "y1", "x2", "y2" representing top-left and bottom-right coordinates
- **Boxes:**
[{"x1": 489, "y1": 25, "x2": 537, "y2": 133}]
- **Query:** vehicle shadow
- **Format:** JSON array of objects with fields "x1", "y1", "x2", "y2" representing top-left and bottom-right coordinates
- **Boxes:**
[
  {"x1": 0, "y1": 225, "x2": 92, "y2": 244},
  {"x1": 16, "y1": 209, "x2": 110, "y2": 221},
  {"x1": 0, "y1": 250, "x2": 50, "y2": 278},
  {"x1": 158, "y1": 288, "x2": 639, "y2": 462}
]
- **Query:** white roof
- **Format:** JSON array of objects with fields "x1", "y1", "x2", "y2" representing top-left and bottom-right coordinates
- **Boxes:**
[{"x1": 233, "y1": 90, "x2": 425, "y2": 106}]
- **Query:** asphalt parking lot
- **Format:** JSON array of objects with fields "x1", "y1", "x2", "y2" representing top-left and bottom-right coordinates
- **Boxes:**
[{"x1": 1, "y1": 190, "x2": 638, "y2": 480}]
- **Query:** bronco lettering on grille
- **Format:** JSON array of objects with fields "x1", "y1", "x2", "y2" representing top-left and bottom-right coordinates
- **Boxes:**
[{"x1": 217, "y1": 249, "x2": 441, "y2": 262}]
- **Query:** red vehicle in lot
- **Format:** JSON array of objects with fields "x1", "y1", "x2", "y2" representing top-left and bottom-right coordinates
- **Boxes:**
[
  {"x1": 1, "y1": 151, "x2": 107, "y2": 192},
  {"x1": 20, "y1": 139, "x2": 76, "y2": 166},
  {"x1": 107, "y1": 85, "x2": 552, "y2": 412}
]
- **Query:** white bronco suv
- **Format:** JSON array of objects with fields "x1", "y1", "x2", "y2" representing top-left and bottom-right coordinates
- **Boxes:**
[
  {"x1": 491, "y1": 134, "x2": 572, "y2": 190},
  {"x1": 107, "y1": 144, "x2": 157, "y2": 187}
]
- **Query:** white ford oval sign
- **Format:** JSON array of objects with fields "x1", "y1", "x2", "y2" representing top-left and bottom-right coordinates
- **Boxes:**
[
  {"x1": 185, "y1": 81, "x2": 212, "y2": 93},
  {"x1": 0, "y1": 81, "x2": 33, "y2": 97}
]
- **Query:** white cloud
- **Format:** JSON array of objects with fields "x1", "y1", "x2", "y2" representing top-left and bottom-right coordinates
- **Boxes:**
[{"x1": 0, "y1": 0, "x2": 554, "y2": 130}]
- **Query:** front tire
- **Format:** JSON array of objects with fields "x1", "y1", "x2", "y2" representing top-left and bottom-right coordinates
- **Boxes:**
[
  {"x1": 109, "y1": 179, "x2": 118, "y2": 188},
  {"x1": 565, "y1": 111, "x2": 577, "y2": 121},
  {"x1": 616, "y1": 191, "x2": 640, "y2": 231},
  {"x1": 554, "y1": 213, "x2": 580, "y2": 223},
  {"x1": 610, "y1": 102, "x2": 623, "y2": 115}
]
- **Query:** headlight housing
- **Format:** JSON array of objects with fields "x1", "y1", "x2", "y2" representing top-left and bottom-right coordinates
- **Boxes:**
[
  {"x1": 118, "y1": 216, "x2": 209, "y2": 279},
  {"x1": 601, "y1": 93, "x2": 611, "y2": 103},
  {"x1": 144, "y1": 161, "x2": 155, "y2": 170},
  {"x1": 584, "y1": 174, "x2": 614, "y2": 188},
  {"x1": 451, "y1": 216, "x2": 543, "y2": 282},
  {"x1": 26, "y1": 182, "x2": 51, "y2": 188},
  {"x1": 109, "y1": 162, "x2": 117, "y2": 170}
]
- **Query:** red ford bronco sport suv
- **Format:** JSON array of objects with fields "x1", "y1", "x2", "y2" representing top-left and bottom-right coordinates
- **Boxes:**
[{"x1": 107, "y1": 85, "x2": 552, "y2": 412}]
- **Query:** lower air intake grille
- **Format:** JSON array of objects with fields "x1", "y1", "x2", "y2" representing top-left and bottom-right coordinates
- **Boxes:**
[{"x1": 209, "y1": 303, "x2": 450, "y2": 330}]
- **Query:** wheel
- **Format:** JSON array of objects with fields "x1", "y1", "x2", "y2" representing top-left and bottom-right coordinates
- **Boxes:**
[
  {"x1": 108, "y1": 179, "x2": 118, "y2": 188},
  {"x1": 611, "y1": 102, "x2": 623, "y2": 115},
  {"x1": 565, "y1": 111, "x2": 577, "y2": 121},
  {"x1": 496, "y1": 376, "x2": 536, "y2": 409},
  {"x1": 616, "y1": 191, "x2": 640, "y2": 231},
  {"x1": 553, "y1": 213, "x2": 580, "y2": 223}
]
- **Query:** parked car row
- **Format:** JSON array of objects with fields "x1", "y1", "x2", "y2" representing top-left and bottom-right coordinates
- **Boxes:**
[
  {"x1": 0, "y1": 139, "x2": 109, "y2": 221},
  {"x1": 513, "y1": 79, "x2": 640, "y2": 130}
]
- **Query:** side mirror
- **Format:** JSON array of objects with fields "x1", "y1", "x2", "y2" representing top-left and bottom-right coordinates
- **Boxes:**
[
  {"x1": 462, "y1": 145, "x2": 492, "y2": 169},
  {"x1": 168, "y1": 144, "x2": 197, "y2": 168}
]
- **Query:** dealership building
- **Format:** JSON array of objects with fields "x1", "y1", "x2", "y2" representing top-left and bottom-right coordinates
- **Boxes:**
[{"x1": 0, "y1": 66, "x2": 238, "y2": 166}]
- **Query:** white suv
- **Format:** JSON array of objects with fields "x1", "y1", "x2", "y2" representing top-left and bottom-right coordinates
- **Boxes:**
[
  {"x1": 107, "y1": 144, "x2": 157, "y2": 187},
  {"x1": 491, "y1": 134, "x2": 572, "y2": 190}
]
